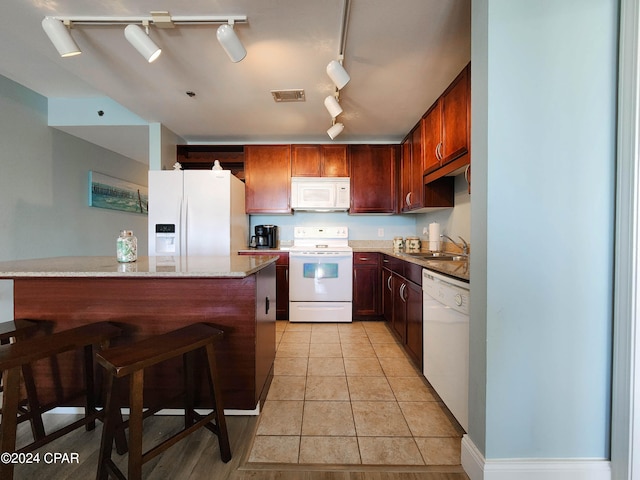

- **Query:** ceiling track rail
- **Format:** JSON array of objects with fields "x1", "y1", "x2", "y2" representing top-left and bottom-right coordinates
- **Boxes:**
[
  {"x1": 338, "y1": 0, "x2": 351, "y2": 58},
  {"x1": 53, "y1": 15, "x2": 248, "y2": 27}
]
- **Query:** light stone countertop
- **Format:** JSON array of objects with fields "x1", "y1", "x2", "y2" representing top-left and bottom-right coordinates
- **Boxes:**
[
  {"x1": 354, "y1": 248, "x2": 469, "y2": 283},
  {"x1": 237, "y1": 241, "x2": 469, "y2": 283},
  {"x1": 0, "y1": 255, "x2": 278, "y2": 278}
]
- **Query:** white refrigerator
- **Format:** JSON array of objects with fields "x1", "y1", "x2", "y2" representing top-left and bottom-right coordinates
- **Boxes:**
[{"x1": 148, "y1": 170, "x2": 248, "y2": 256}]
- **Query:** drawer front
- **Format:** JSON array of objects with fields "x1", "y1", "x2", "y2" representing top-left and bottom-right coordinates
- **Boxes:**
[
  {"x1": 354, "y1": 252, "x2": 380, "y2": 266},
  {"x1": 382, "y1": 254, "x2": 404, "y2": 275}
]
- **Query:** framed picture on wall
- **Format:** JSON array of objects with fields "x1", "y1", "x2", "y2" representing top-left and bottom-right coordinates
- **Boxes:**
[{"x1": 89, "y1": 171, "x2": 148, "y2": 215}]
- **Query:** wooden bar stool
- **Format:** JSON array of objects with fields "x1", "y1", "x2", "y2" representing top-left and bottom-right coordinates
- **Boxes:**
[
  {"x1": 0, "y1": 321, "x2": 122, "y2": 480},
  {"x1": 96, "y1": 323, "x2": 231, "y2": 480},
  {"x1": 0, "y1": 319, "x2": 47, "y2": 442},
  {"x1": 0, "y1": 319, "x2": 40, "y2": 345}
]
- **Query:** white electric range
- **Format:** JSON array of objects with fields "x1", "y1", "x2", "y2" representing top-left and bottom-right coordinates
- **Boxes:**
[{"x1": 288, "y1": 226, "x2": 353, "y2": 322}]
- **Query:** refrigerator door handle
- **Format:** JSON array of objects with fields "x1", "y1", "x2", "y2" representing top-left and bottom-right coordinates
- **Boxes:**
[{"x1": 180, "y1": 196, "x2": 187, "y2": 257}]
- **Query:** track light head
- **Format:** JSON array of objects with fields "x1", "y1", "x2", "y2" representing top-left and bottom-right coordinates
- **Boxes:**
[
  {"x1": 124, "y1": 24, "x2": 161, "y2": 63},
  {"x1": 326, "y1": 60, "x2": 350, "y2": 90},
  {"x1": 324, "y1": 95, "x2": 343, "y2": 118},
  {"x1": 216, "y1": 23, "x2": 246, "y2": 63},
  {"x1": 327, "y1": 122, "x2": 344, "y2": 140},
  {"x1": 42, "y1": 17, "x2": 81, "y2": 57}
]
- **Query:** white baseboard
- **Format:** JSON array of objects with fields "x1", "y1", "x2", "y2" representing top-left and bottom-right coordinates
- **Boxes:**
[{"x1": 461, "y1": 435, "x2": 611, "y2": 480}]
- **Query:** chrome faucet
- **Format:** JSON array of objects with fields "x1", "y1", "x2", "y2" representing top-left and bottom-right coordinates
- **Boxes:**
[{"x1": 440, "y1": 234, "x2": 469, "y2": 255}]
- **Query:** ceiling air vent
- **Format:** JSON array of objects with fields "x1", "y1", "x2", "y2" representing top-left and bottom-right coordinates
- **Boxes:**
[{"x1": 271, "y1": 89, "x2": 306, "y2": 102}]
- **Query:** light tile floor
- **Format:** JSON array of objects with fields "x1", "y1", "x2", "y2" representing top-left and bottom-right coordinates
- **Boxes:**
[{"x1": 248, "y1": 320, "x2": 464, "y2": 466}]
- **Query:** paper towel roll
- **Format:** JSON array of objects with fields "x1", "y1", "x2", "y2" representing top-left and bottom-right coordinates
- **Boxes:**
[{"x1": 428, "y1": 222, "x2": 440, "y2": 251}]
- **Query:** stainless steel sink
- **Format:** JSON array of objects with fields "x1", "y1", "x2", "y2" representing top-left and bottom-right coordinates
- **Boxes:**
[
  {"x1": 404, "y1": 252, "x2": 452, "y2": 258},
  {"x1": 403, "y1": 252, "x2": 467, "y2": 262}
]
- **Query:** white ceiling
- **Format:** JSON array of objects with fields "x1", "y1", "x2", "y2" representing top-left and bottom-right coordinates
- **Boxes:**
[{"x1": 0, "y1": 1, "x2": 471, "y2": 163}]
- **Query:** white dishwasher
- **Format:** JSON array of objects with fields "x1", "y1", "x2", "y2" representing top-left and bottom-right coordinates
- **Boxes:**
[{"x1": 422, "y1": 268, "x2": 469, "y2": 431}]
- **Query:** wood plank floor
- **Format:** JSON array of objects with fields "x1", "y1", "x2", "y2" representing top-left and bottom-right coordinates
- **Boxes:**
[{"x1": 12, "y1": 413, "x2": 469, "y2": 479}]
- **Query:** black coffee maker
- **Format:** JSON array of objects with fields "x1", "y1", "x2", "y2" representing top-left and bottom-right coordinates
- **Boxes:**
[{"x1": 251, "y1": 225, "x2": 278, "y2": 249}]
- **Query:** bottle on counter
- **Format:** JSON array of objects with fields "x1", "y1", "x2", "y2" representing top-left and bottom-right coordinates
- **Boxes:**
[{"x1": 117, "y1": 230, "x2": 137, "y2": 263}]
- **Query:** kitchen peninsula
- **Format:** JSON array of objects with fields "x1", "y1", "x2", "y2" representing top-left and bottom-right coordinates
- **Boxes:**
[{"x1": 0, "y1": 255, "x2": 277, "y2": 413}]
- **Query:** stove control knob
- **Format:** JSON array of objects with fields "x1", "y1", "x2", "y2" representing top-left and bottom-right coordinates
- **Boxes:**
[{"x1": 455, "y1": 294, "x2": 463, "y2": 306}]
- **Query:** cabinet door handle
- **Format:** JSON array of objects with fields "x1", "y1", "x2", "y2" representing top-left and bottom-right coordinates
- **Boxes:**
[
  {"x1": 464, "y1": 164, "x2": 471, "y2": 194},
  {"x1": 359, "y1": 257, "x2": 369, "y2": 261},
  {"x1": 387, "y1": 275, "x2": 392, "y2": 291},
  {"x1": 400, "y1": 283, "x2": 407, "y2": 302},
  {"x1": 405, "y1": 192, "x2": 412, "y2": 207},
  {"x1": 266, "y1": 296, "x2": 270, "y2": 315},
  {"x1": 436, "y1": 142, "x2": 443, "y2": 160}
]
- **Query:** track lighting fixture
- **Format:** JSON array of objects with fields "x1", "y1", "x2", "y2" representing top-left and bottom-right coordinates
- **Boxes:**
[
  {"x1": 327, "y1": 121, "x2": 344, "y2": 140},
  {"x1": 216, "y1": 23, "x2": 246, "y2": 63},
  {"x1": 322, "y1": 0, "x2": 351, "y2": 138},
  {"x1": 326, "y1": 59, "x2": 350, "y2": 90},
  {"x1": 41, "y1": 12, "x2": 247, "y2": 63},
  {"x1": 124, "y1": 24, "x2": 161, "y2": 63},
  {"x1": 41, "y1": 17, "x2": 81, "y2": 57},
  {"x1": 324, "y1": 94, "x2": 343, "y2": 118}
]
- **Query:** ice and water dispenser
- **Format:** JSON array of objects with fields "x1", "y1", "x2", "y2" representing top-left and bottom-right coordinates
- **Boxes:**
[{"x1": 155, "y1": 224, "x2": 176, "y2": 254}]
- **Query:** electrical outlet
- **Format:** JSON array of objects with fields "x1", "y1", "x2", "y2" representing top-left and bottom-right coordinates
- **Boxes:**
[
  {"x1": 423, "y1": 227, "x2": 428, "y2": 235},
  {"x1": 377, "y1": 228, "x2": 384, "y2": 237}
]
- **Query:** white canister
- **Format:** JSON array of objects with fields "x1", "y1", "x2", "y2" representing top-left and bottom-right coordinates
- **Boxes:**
[
  {"x1": 392, "y1": 236, "x2": 404, "y2": 251},
  {"x1": 406, "y1": 236, "x2": 421, "y2": 252},
  {"x1": 117, "y1": 230, "x2": 137, "y2": 263}
]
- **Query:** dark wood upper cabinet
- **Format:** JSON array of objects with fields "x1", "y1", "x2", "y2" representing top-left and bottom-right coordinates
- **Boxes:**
[
  {"x1": 401, "y1": 123, "x2": 427, "y2": 212},
  {"x1": 291, "y1": 145, "x2": 348, "y2": 177},
  {"x1": 440, "y1": 64, "x2": 470, "y2": 165},
  {"x1": 423, "y1": 63, "x2": 471, "y2": 177},
  {"x1": 244, "y1": 145, "x2": 292, "y2": 214},
  {"x1": 422, "y1": 102, "x2": 442, "y2": 174},
  {"x1": 401, "y1": 135, "x2": 412, "y2": 212},
  {"x1": 349, "y1": 145, "x2": 398, "y2": 214}
]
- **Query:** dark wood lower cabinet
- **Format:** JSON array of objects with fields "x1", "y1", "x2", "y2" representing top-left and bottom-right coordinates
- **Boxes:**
[
  {"x1": 382, "y1": 255, "x2": 423, "y2": 370},
  {"x1": 353, "y1": 253, "x2": 381, "y2": 319},
  {"x1": 275, "y1": 261, "x2": 289, "y2": 320},
  {"x1": 240, "y1": 251, "x2": 289, "y2": 320},
  {"x1": 382, "y1": 268, "x2": 394, "y2": 326},
  {"x1": 404, "y1": 279, "x2": 423, "y2": 368},
  {"x1": 391, "y1": 275, "x2": 407, "y2": 342}
]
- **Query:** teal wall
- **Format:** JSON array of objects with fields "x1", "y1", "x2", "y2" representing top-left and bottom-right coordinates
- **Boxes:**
[
  {"x1": 250, "y1": 211, "x2": 417, "y2": 243},
  {"x1": 470, "y1": 0, "x2": 617, "y2": 459},
  {"x1": 0, "y1": 75, "x2": 149, "y2": 261}
]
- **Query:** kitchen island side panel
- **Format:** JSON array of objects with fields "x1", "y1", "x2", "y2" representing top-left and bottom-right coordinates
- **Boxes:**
[{"x1": 12, "y1": 275, "x2": 271, "y2": 411}]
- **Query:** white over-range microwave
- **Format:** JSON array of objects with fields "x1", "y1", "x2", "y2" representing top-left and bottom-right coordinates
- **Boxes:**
[{"x1": 291, "y1": 177, "x2": 350, "y2": 212}]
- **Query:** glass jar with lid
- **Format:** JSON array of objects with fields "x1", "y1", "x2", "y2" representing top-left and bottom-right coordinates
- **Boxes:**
[{"x1": 116, "y1": 230, "x2": 137, "y2": 263}]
